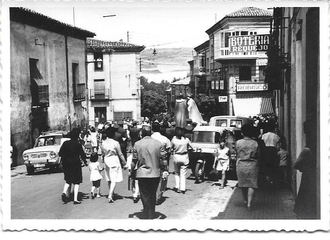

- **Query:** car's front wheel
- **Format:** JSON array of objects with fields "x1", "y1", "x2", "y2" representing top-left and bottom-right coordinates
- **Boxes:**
[
  {"x1": 194, "y1": 161, "x2": 205, "y2": 183},
  {"x1": 26, "y1": 166, "x2": 34, "y2": 175}
]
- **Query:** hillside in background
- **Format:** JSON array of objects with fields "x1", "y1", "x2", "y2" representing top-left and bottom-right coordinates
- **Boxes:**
[
  {"x1": 139, "y1": 47, "x2": 193, "y2": 83},
  {"x1": 140, "y1": 47, "x2": 192, "y2": 72}
]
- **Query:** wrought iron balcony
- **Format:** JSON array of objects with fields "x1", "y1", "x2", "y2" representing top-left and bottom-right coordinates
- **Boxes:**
[{"x1": 89, "y1": 88, "x2": 111, "y2": 101}]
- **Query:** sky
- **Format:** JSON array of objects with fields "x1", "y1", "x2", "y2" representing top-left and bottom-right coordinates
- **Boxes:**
[{"x1": 7, "y1": 0, "x2": 273, "y2": 49}]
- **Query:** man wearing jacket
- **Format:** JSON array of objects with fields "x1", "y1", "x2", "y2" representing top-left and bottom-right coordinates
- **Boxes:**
[{"x1": 131, "y1": 125, "x2": 167, "y2": 219}]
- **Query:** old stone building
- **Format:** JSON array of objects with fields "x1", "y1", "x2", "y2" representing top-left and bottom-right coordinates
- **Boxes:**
[{"x1": 10, "y1": 8, "x2": 95, "y2": 165}]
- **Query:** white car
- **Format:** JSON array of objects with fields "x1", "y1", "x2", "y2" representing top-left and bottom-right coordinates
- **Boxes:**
[{"x1": 22, "y1": 131, "x2": 70, "y2": 174}]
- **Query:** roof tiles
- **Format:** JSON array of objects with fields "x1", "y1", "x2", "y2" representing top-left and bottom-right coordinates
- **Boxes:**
[{"x1": 225, "y1": 7, "x2": 272, "y2": 18}]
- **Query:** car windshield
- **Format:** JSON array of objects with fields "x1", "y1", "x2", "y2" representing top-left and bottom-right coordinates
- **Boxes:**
[
  {"x1": 35, "y1": 136, "x2": 62, "y2": 147},
  {"x1": 215, "y1": 119, "x2": 227, "y2": 127},
  {"x1": 230, "y1": 120, "x2": 243, "y2": 128},
  {"x1": 193, "y1": 131, "x2": 220, "y2": 143}
]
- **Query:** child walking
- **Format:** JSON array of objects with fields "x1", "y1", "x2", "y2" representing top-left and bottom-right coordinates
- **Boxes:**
[
  {"x1": 89, "y1": 152, "x2": 103, "y2": 199},
  {"x1": 215, "y1": 140, "x2": 230, "y2": 189}
]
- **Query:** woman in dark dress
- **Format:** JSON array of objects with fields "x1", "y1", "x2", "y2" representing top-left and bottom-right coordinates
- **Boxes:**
[
  {"x1": 235, "y1": 124, "x2": 260, "y2": 210},
  {"x1": 59, "y1": 128, "x2": 87, "y2": 204}
]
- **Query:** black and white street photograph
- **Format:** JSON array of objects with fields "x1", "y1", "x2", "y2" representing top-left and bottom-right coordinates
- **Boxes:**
[{"x1": 1, "y1": 0, "x2": 329, "y2": 234}]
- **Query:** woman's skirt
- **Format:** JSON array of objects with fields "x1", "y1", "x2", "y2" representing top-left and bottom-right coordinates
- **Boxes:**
[
  {"x1": 104, "y1": 155, "x2": 123, "y2": 183},
  {"x1": 63, "y1": 163, "x2": 82, "y2": 184},
  {"x1": 236, "y1": 160, "x2": 258, "y2": 188}
]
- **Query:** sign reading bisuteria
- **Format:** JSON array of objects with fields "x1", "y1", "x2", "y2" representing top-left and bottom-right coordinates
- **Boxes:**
[
  {"x1": 236, "y1": 83, "x2": 268, "y2": 92},
  {"x1": 229, "y1": 34, "x2": 270, "y2": 53}
]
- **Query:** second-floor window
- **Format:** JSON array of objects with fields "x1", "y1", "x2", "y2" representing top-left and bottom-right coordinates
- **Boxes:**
[
  {"x1": 29, "y1": 58, "x2": 49, "y2": 107},
  {"x1": 94, "y1": 79, "x2": 105, "y2": 98},
  {"x1": 94, "y1": 52, "x2": 103, "y2": 71}
]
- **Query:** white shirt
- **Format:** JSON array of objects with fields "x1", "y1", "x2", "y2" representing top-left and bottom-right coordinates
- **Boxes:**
[
  {"x1": 89, "y1": 162, "x2": 103, "y2": 181},
  {"x1": 217, "y1": 146, "x2": 229, "y2": 160},
  {"x1": 151, "y1": 132, "x2": 171, "y2": 150},
  {"x1": 262, "y1": 132, "x2": 280, "y2": 147}
]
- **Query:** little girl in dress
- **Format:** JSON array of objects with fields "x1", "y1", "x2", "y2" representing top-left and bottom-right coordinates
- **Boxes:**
[{"x1": 88, "y1": 152, "x2": 103, "y2": 199}]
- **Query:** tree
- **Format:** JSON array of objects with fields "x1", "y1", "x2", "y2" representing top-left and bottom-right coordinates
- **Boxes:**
[
  {"x1": 141, "y1": 90, "x2": 167, "y2": 119},
  {"x1": 139, "y1": 76, "x2": 169, "y2": 118}
]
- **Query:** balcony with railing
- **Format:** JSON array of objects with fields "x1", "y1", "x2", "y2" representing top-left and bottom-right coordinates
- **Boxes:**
[
  {"x1": 89, "y1": 88, "x2": 111, "y2": 101},
  {"x1": 73, "y1": 83, "x2": 86, "y2": 101}
]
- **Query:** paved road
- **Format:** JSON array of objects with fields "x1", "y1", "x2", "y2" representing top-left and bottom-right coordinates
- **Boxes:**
[{"x1": 11, "y1": 163, "x2": 238, "y2": 219}]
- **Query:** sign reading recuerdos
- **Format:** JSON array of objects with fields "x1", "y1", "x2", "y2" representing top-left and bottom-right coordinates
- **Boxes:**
[
  {"x1": 236, "y1": 83, "x2": 268, "y2": 92},
  {"x1": 229, "y1": 34, "x2": 270, "y2": 53}
]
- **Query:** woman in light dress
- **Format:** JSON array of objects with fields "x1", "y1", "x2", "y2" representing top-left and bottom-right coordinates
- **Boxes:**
[
  {"x1": 171, "y1": 127, "x2": 192, "y2": 193},
  {"x1": 100, "y1": 127, "x2": 127, "y2": 203}
]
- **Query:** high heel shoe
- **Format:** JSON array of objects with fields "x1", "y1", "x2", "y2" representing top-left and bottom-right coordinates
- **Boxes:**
[
  {"x1": 108, "y1": 198, "x2": 114, "y2": 203},
  {"x1": 73, "y1": 201, "x2": 81, "y2": 205}
]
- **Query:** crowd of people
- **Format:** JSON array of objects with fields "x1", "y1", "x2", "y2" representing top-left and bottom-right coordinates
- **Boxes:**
[
  {"x1": 58, "y1": 111, "x2": 316, "y2": 219},
  {"x1": 59, "y1": 117, "x2": 196, "y2": 219}
]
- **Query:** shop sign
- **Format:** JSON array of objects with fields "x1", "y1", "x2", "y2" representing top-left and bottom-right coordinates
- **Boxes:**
[
  {"x1": 218, "y1": 96, "x2": 228, "y2": 102},
  {"x1": 256, "y1": 58, "x2": 268, "y2": 66},
  {"x1": 229, "y1": 34, "x2": 270, "y2": 53},
  {"x1": 236, "y1": 83, "x2": 268, "y2": 92}
]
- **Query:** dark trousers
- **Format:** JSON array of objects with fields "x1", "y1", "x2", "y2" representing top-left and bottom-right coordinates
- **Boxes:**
[{"x1": 138, "y1": 177, "x2": 160, "y2": 219}]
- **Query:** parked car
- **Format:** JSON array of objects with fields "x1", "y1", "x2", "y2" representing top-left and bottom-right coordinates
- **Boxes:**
[
  {"x1": 189, "y1": 125, "x2": 242, "y2": 182},
  {"x1": 209, "y1": 115, "x2": 252, "y2": 129},
  {"x1": 189, "y1": 126, "x2": 223, "y2": 182},
  {"x1": 22, "y1": 131, "x2": 70, "y2": 175}
]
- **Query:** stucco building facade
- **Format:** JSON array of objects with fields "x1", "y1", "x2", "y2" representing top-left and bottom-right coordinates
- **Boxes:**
[
  {"x1": 86, "y1": 39, "x2": 145, "y2": 126},
  {"x1": 268, "y1": 7, "x2": 320, "y2": 218},
  {"x1": 190, "y1": 7, "x2": 273, "y2": 117},
  {"x1": 10, "y1": 8, "x2": 95, "y2": 165}
]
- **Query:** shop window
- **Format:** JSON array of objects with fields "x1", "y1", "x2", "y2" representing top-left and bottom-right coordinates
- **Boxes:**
[
  {"x1": 94, "y1": 52, "x2": 103, "y2": 71},
  {"x1": 239, "y1": 66, "x2": 251, "y2": 81},
  {"x1": 114, "y1": 111, "x2": 133, "y2": 121}
]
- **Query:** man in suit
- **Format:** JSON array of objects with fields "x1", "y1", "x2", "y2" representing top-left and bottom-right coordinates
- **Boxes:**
[
  {"x1": 131, "y1": 126, "x2": 167, "y2": 219},
  {"x1": 151, "y1": 122, "x2": 172, "y2": 205}
]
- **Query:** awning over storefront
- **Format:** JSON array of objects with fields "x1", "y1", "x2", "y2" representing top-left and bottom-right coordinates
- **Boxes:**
[{"x1": 232, "y1": 97, "x2": 274, "y2": 117}]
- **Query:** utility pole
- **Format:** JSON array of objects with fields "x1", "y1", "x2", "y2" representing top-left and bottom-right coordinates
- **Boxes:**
[
  {"x1": 127, "y1": 31, "x2": 130, "y2": 43},
  {"x1": 73, "y1": 7, "x2": 76, "y2": 26}
]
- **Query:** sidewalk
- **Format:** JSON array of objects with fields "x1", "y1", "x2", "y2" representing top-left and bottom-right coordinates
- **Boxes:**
[
  {"x1": 213, "y1": 184, "x2": 296, "y2": 219},
  {"x1": 11, "y1": 165, "x2": 27, "y2": 178}
]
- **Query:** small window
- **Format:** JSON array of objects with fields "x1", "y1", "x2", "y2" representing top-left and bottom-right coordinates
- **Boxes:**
[
  {"x1": 215, "y1": 80, "x2": 219, "y2": 90},
  {"x1": 94, "y1": 52, "x2": 103, "y2": 71},
  {"x1": 236, "y1": 31, "x2": 240, "y2": 36},
  {"x1": 250, "y1": 32, "x2": 254, "y2": 35},
  {"x1": 219, "y1": 80, "x2": 224, "y2": 90},
  {"x1": 211, "y1": 80, "x2": 215, "y2": 90},
  {"x1": 241, "y1": 31, "x2": 248, "y2": 36}
]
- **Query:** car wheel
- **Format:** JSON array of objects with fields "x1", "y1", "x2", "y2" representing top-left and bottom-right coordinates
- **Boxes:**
[
  {"x1": 26, "y1": 166, "x2": 34, "y2": 175},
  {"x1": 194, "y1": 161, "x2": 205, "y2": 182}
]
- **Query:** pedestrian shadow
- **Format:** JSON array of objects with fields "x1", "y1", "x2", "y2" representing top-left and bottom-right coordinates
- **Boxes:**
[{"x1": 128, "y1": 211, "x2": 167, "y2": 220}]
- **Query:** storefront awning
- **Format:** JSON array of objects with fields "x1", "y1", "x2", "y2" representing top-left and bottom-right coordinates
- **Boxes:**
[{"x1": 232, "y1": 97, "x2": 274, "y2": 117}]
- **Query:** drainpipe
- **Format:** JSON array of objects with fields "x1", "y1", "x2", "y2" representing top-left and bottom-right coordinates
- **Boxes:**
[{"x1": 65, "y1": 35, "x2": 71, "y2": 131}]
